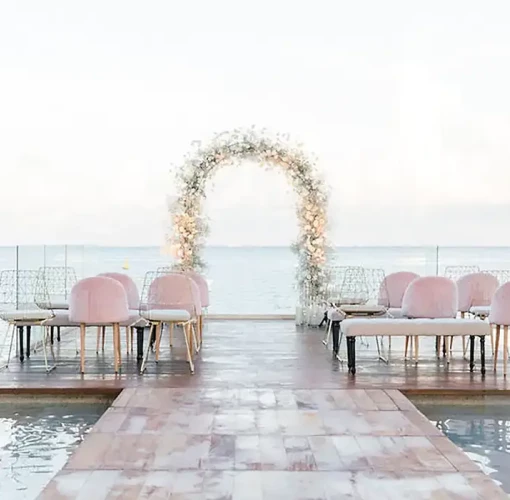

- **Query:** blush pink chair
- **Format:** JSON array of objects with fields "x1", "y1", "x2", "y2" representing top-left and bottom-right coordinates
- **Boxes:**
[
  {"x1": 184, "y1": 270, "x2": 209, "y2": 347},
  {"x1": 401, "y1": 276, "x2": 458, "y2": 361},
  {"x1": 140, "y1": 272, "x2": 201, "y2": 374},
  {"x1": 98, "y1": 272, "x2": 141, "y2": 354},
  {"x1": 69, "y1": 276, "x2": 130, "y2": 374},
  {"x1": 456, "y1": 272, "x2": 499, "y2": 355},
  {"x1": 378, "y1": 271, "x2": 419, "y2": 315},
  {"x1": 489, "y1": 282, "x2": 510, "y2": 376}
]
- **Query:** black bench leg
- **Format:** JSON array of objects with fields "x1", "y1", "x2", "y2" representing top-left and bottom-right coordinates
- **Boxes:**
[
  {"x1": 50, "y1": 326, "x2": 54, "y2": 345},
  {"x1": 435, "y1": 336, "x2": 440, "y2": 356},
  {"x1": 442, "y1": 336, "x2": 447, "y2": 357},
  {"x1": 57, "y1": 326, "x2": 61, "y2": 342},
  {"x1": 136, "y1": 327, "x2": 144, "y2": 362},
  {"x1": 480, "y1": 336, "x2": 486, "y2": 376},
  {"x1": 26, "y1": 326, "x2": 31, "y2": 358},
  {"x1": 332, "y1": 321, "x2": 340, "y2": 354},
  {"x1": 18, "y1": 326, "x2": 24, "y2": 362},
  {"x1": 347, "y1": 336, "x2": 356, "y2": 375},
  {"x1": 318, "y1": 311, "x2": 328, "y2": 328},
  {"x1": 469, "y1": 335, "x2": 475, "y2": 372}
]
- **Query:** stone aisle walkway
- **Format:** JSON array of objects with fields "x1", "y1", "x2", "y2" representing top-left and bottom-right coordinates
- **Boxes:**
[{"x1": 39, "y1": 387, "x2": 506, "y2": 499}]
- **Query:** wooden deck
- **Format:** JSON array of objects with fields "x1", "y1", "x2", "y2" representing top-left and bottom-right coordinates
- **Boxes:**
[
  {"x1": 1, "y1": 319, "x2": 508, "y2": 498},
  {"x1": 0, "y1": 319, "x2": 509, "y2": 393}
]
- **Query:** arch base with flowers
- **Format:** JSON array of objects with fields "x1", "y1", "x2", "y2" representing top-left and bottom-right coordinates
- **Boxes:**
[{"x1": 168, "y1": 128, "x2": 329, "y2": 308}]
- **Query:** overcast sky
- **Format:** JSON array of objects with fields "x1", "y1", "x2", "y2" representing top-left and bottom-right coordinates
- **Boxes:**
[{"x1": 1, "y1": 0, "x2": 510, "y2": 246}]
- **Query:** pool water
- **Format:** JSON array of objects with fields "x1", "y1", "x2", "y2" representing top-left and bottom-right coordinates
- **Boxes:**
[
  {"x1": 0, "y1": 396, "x2": 111, "y2": 499},
  {"x1": 416, "y1": 398, "x2": 510, "y2": 494}
]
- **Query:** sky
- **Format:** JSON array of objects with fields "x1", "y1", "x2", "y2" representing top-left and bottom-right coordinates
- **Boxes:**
[{"x1": 1, "y1": 0, "x2": 510, "y2": 246}]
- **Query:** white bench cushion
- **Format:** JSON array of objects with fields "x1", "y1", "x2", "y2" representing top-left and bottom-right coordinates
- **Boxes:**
[
  {"x1": 0, "y1": 309, "x2": 54, "y2": 322},
  {"x1": 341, "y1": 318, "x2": 491, "y2": 337},
  {"x1": 140, "y1": 309, "x2": 191, "y2": 322},
  {"x1": 470, "y1": 305, "x2": 491, "y2": 317},
  {"x1": 340, "y1": 304, "x2": 387, "y2": 315}
]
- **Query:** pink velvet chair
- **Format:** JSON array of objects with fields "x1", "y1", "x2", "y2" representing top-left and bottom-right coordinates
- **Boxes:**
[
  {"x1": 184, "y1": 270, "x2": 209, "y2": 347},
  {"x1": 98, "y1": 272, "x2": 141, "y2": 354},
  {"x1": 69, "y1": 276, "x2": 130, "y2": 374},
  {"x1": 489, "y1": 282, "x2": 510, "y2": 376},
  {"x1": 401, "y1": 276, "x2": 458, "y2": 361},
  {"x1": 378, "y1": 271, "x2": 419, "y2": 316},
  {"x1": 140, "y1": 273, "x2": 201, "y2": 374},
  {"x1": 456, "y1": 272, "x2": 499, "y2": 355}
]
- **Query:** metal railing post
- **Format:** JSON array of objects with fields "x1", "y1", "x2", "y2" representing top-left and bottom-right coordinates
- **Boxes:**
[
  {"x1": 15, "y1": 245, "x2": 19, "y2": 310},
  {"x1": 64, "y1": 244, "x2": 68, "y2": 299}
]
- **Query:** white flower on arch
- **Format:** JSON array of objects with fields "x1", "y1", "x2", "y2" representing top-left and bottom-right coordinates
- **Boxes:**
[{"x1": 169, "y1": 128, "x2": 328, "y2": 299}]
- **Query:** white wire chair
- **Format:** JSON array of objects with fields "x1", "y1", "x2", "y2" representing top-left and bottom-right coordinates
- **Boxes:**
[
  {"x1": 444, "y1": 265, "x2": 480, "y2": 281},
  {"x1": 0, "y1": 270, "x2": 55, "y2": 371}
]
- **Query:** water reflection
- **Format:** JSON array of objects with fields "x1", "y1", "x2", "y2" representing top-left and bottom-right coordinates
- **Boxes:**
[
  {"x1": 419, "y1": 404, "x2": 510, "y2": 494},
  {"x1": 0, "y1": 400, "x2": 109, "y2": 499}
]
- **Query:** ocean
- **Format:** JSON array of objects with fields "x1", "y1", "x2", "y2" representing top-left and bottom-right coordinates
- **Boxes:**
[{"x1": 0, "y1": 245, "x2": 509, "y2": 314}]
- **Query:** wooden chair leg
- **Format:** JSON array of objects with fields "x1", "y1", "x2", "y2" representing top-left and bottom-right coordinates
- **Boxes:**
[
  {"x1": 130, "y1": 327, "x2": 134, "y2": 353},
  {"x1": 80, "y1": 324, "x2": 86, "y2": 374},
  {"x1": 404, "y1": 336, "x2": 410, "y2": 358},
  {"x1": 183, "y1": 323, "x2": 195, "y2": 373},
  {"x1": 102, "y1": 326, "x2": 106, "y2": 351},
  {"x1": 155, "y1": 323, "x2": 162, "y2": 362},
  {"x1": 504, "y1": 325, "x2": 508, "y2": 378},
  {"x1": 494, "y1": 325, "x2": 501, "y2": 370},
  {"x1": 116, "y1": 323, "x2": 122, "y2": 372},
  {"x1": 169, "y1": 323, "x2": 174, "y2": 348},
  {"x1": 96, "y1": 326, "x2": 101, "y2": 354},
  {"x1": 490, "y1": 324, "x2": 494, "y2": 355},
  {"x1": 125, "y1": 326, "x2": 130, "y2": 354},
  {"x1": 112, "y1": 324, "x2": 119, "y2": 373},
  {"x1": 414, "y1": 336, "x2": 419, "y2": 364}
]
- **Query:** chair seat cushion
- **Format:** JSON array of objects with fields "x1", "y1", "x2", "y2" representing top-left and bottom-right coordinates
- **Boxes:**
[
  {"x1": 341, "y1": 318, "x2": 491, "y2": 337},
  {"x1": 386, "y1": 307, "x2": 404, "y2": 318},
  {"x1": 470, "y1": 305, "x2": 491, "y2": 317},
  {"x1": 140, "y1": 309, "x2": 191, "y2": 322},
  {"x1": 327, "y1": 308, "x2": 346, "y2": 321},
  {"x1": 38, "y1": 301, "x2": 69, "y2": 310},
  {"x1": 340, "y1": 304, "x2": 387, "y2": 315},
  {"x1": 328, "y1": 297, "x2": 365, "y2": 305},
  {"x1": 0, "y1": 309, "x2": 54, "y2": 322}
]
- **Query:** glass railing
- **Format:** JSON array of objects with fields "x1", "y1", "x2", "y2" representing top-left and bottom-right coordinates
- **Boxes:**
[{"x1": 0, "y1": 245, "x2": 509, "y2": 314}]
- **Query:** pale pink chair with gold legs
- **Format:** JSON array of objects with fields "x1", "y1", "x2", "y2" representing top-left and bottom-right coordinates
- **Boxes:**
[
  {"x1": 489, "y1": 282, "x2": 510, "y2": 376},
  {"x1": 185, "y1": 271, "x2": 209, "y2": 348},
  {"x1": 456, "y1": 272, "x2": 499, "y2": 356},
  {"x1": 140, "y1": 273, "x2": 201, "y2": 374},
  {"x1": 378, "y1": 271, "x2": 419, "y2": 356},
  {"x1": 98, "y1": 272, "x2": 141, "y2": 354},
  {"x1": 401, "y1": 276, "x2": 458, "y2": 363},
  {"x1": 69, "y1": 276, "x2": 130, "y2": 374}
]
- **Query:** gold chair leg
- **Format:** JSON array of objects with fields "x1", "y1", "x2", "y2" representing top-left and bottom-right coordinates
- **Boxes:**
[
  {"x1": 96, "y1": 326, "x2": 101, "y2": 354},
  {"x1": 414, "y1": 336, "x2": 419, "y2": 365},
  {"x1": 80, "y1": 324, "x2": 86, "y2": 374},
  {"x1": 494, "y1": 325, "x2": 501, "y2": 370},
  {"x1": 183, "y1": 323, "x2": 195, "y2": 374},
  {"x1": 125, "y1": 326, "x2": 130, "y2": 354},
  {"x1": 504, "y1": 325, "x2": 508, "y2": 378},
  {"x1": 169, "y1": 323, "x2": 174, "y2": 348},
  {"x1": 155, "y1": 323, "x2": 162, "y2": 362}
]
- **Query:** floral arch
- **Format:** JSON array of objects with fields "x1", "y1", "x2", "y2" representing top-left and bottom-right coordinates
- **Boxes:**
[{"x1": 168, "y1": 128, "x2": 328, "y2": 299}]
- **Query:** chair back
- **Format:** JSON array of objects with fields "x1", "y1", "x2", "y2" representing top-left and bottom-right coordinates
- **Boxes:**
[
  {"x1": 457, "y1": 272, "x2": 499, "y2": 312},
  {"x1": 444, "y1": 265, "x2": 480, "y2": 281},
  {"x1": 184, "y1": 271, "x2": 210, "y2": 308},
  {"x1": 378, "y1": 271, "x2": 419, "y2": 308},
  {"x1": 146, "y1": 273, "x2": 201, "y2": 316},
  {"x1": 37, "y1": 266, "x2": 77, "y2": 306},
  {"x1": 402, "y1": 276, "x2": 457, "y2": 319},
  {"x1": 489, "y1": 282, "x2": 510, "y2": 326},
  {"x1": 98, "y1": 272, "x2": 140, "y2": 309},
  {"x1": 0, "y1": 270, "x2": 50, "y2": 311},
  {"x1": 69, "y1": 277, "x2": 129, "y2": 324}
]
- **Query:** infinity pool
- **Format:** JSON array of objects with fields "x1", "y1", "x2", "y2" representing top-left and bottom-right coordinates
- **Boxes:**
[
  {"x1": 415, "y1": 397, "x2": 510, "y2": 495},
  {"x1": 0, "y1": 396, "x2": 111, "y2": 499}
]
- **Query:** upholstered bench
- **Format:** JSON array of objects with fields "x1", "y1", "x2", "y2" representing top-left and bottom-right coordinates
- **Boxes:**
[{"x1": 340, "y1": 318, "x2": 491, "y2": 375}]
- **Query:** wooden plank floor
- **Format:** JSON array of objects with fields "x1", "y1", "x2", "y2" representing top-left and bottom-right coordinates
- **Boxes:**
[
  {"x1": 39, "y1": 387, "x2": 507, "y2": 499},
  {"x1": 0, "y1": 319, "x2": 509, "y2": 392}
]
